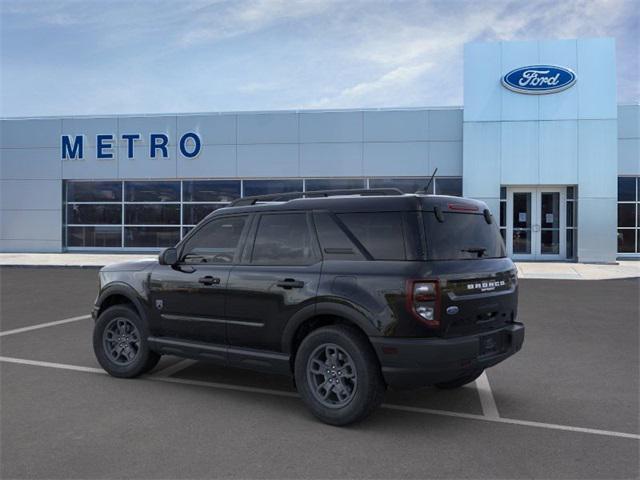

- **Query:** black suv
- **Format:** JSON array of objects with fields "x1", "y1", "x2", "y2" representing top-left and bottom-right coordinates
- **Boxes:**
[{"x1": 92, "y1": 189, "x2": 524, "y2": 425}]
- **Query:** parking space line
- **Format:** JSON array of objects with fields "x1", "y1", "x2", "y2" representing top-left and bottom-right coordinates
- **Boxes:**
[
  {"x1": 152, "y1": 359, "x2": 198, "y2": 378},
  {"x1": 1, "y1": 355, "x2": 639, "y2": 441},
  {"x1": 475, "y1": 371, "x2": 500, "y2": 418},
  {"x1": 0, "y1": 315, "x2": 91, "y2": 338}
]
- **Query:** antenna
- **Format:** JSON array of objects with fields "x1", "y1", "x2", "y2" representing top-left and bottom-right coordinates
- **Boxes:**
[{"x1": 418, "y1": 168, "x2": 438, "y2": 194}]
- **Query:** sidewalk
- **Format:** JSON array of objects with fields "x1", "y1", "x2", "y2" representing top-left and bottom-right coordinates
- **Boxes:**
[{"x1": 0, "y1": 253, "x2": 639, "y2": 280}]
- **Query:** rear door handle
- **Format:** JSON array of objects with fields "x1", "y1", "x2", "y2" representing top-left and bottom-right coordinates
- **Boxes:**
[
  {"x1": 198, "y1": 276, "x2": 221, "y2": 286},
  {"x1": 276, "y1": 278, "x2": 305, "y2": 289}
]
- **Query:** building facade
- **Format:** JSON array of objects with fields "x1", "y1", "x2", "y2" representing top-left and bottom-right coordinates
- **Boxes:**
[{"x1": 1, "y1": 38, "x2": 639, "y2": 262}]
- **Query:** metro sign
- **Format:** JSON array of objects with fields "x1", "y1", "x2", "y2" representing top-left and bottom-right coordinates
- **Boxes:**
[
  {"x1": 501, "y1": 65, "x2": 576, "y2": 94},
  {"x1": 61, "y1": 132, "x2": 202, "y2": 160}
]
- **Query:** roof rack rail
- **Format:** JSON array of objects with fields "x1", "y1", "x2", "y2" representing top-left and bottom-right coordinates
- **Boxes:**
[{"x1": 229, "y1": 188, "x2": 404, "y2": 207}]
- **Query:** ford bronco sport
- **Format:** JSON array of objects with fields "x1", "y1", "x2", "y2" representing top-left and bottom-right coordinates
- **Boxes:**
[{"x1": 92, "y1": 189, "x2": 524, "y2": 425}]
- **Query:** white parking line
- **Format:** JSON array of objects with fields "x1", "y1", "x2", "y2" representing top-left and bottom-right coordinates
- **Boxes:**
[
  {"x1": 0, "y1": 315, "x2": 91, "y2": 338},
  {"x1": 1, "y1": 354, "x2": 638, "y2": 441},
  {"x1": 475, "y1": 371, "x2": 500, "y2": 418}
]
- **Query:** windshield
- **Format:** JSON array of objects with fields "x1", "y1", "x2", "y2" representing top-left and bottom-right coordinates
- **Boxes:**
[{"x1": 423, "y1": 211, "x2": 506, "y2": 260}]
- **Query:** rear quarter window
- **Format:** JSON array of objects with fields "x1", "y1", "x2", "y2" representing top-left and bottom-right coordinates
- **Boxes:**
[{"x1": 336, "y1": 212, "x2": 406, "y2": 260}]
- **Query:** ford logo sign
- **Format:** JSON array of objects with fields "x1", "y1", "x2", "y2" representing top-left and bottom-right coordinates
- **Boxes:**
[{"x1": 502, "y1": 65, "x2": 576, "y2": 94}]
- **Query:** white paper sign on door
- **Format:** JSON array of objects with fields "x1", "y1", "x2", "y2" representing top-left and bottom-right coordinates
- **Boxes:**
[
  {"x1": 518, "y1": 212, "x2": 527, "y2": 222},
  {"x1": 545, "y1": 213, "x2": 554, "y2": 224}
]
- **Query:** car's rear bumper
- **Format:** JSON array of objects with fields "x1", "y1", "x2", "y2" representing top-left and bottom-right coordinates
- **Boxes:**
[{"x1": 370, "y1": 323, "x2": 524, "y2": 389}]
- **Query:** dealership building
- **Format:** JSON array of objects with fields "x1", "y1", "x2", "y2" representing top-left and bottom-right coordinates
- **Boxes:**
[{"x1": 1, "y1": 37, "x2": 639, "y2": 263}]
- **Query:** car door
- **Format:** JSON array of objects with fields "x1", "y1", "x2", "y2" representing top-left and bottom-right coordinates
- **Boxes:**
[
  {"x1": 148, "y1": 214, "x2": 250, "y2": 346},
  {"x1": 225, "y1": 211, "x2": 322, "y2": 353}
]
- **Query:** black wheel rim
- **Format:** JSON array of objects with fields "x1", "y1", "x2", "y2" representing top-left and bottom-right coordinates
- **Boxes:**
[
  {"x1": 306, "y1": 343, "x2": 357, "y2": 409},
  {"x1": 103, "y1": 317, "x2": 141, "y2": 366}
]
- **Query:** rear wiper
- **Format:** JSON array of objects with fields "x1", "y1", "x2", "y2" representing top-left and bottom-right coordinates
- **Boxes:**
[{"x1": 461, "y1": 247, "x2": 487, "y2": 258}]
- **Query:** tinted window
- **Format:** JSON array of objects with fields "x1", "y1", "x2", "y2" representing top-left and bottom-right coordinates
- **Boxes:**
[
  {"x1": 67, "y1": 181, "x2": 121, "y2": 202},
  {"x1": 125, "y1": 204, "x2": 180, "y2": 225},
  {"x1": 67, "y1": 226, "x2": 121, "y2": 247},
  {"x1": 252, "y1": 213, "x2": 315, "y2": 265},
  {"x1": 305, "y1": 178, "x2": 365, "y2": 191},
  {"x1": 618, "y1": 177, "x2": 636, "y2": 201},
  {"x1": 337, "y1": 212, "x2": 406, "y2": 260},
  {"x1": 182, "y1": 216, "x2": 247, "y2": 264},
  {"x1": 243, "y1": 179, "x2": 303, "y2": 196},
  {"x1": 125, "y1": 181, "x2": 180, "y2": 202},
  {"x1": 183, "y1": 204, "x2": 225, "y2": 225},
  {"x1": 423, "y1": 212, "x2": 505, "y2": 260},
  {"x1": 183, "y1": 180, "x2": 240, "y2": 202},
  {"x1": 313, "y1": 212, "x2": 364, "y2": 260},
  {"x1": 124, "y1": 227, "x2": 180, "y2": 248},
  {"x1": 369, "y1": 178, "x2": 431, "y2": 194},
  {"x1": 67, "y1": 204, "x2": 121, "y2": 225},
  {"x1": 435, "y1": 178, "x2": 462, "y2": 196}
]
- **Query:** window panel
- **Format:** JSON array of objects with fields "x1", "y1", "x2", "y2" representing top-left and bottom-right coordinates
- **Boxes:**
[
  {"x1": 125, "y1": 204, "x2": 180, "y2": 225},
  {"x1": 125, "y1": 181, "x2": 180, "y2": 202},
  {"x1": 338, "y1": 212, "x2": 406, "y2": 260},
  {"x1": 182, "y1": 216, "x2": 247, "y2": 263},
  {"x1": 566, "y1": 201, "x2": 575, "y2": 228},
  {"x1": 252, "y1": 213, "x2": 315, "y2": 265},
  {"x1": 617, "y1": 204, "x2": 636, "y2": 228},
  {"x1": 67, "y1": 226, "x2": 121, "y2": 247},
  {"x1": 67, "y1": 181, "x2": 122, "y2": 202},
  {"x1": 67, "y1": 204, "x2": 121, "y2": 225},
  {"x1": 183, "y1": 204, "x2": 225, "y2": 225},
  {"x1": 435, "y1": 178, "x2": 462, "y2": 196},
  {"x1": 618, "y1": 177, "x2": 636, "y2": 202},
  {"x1": 183, "y1": 180, "x2": 240, "y2": 202},
  {"x1": 124, "y1": 227, "x2": 180, "y2": 248},
  {"x1": 566, "y1": 229, "x2": 574, "y2": 259},
  {"x1": 243, "y1": 179, "x2": 303, "y2": 197},
  {"x1": 305, "y1": 178, "x2": 365, "y2": 191},
  {"x1": 369, "y1": 178, "x2": 430, "y2": 193},
  {"x1": 617, "y1": 229, "x2": 636, "y2": 253}
]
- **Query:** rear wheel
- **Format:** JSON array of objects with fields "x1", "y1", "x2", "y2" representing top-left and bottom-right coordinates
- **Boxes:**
[
  {"x1": 435, "y1": 369, "x2": 484, "y2": 389},
  {"x1": 93, "y1": 305, "x2": 160, "y2": 378},
  {"x1": 294, "y1": 325, "x2": 385, "y2": 426}
]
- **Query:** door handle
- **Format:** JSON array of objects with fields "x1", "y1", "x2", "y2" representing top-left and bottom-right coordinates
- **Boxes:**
[
  {"x1": 198, "y1": 276, "x2": 221, "y2": 286},
  {"x1": 276, "y1": 278, "x2": 305, "y2": 289}
]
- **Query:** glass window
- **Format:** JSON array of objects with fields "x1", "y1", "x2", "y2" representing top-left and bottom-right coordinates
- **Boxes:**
[
  {"x1": 67, "y1": 204, "x2": 121, "y2": 225},
  {"x1": 566, "y1": 201, "x2": 575, "y2": 228},
  {"x1": 243, "y1": 179, "x2": 303, "y2": 197},
  {"x1": 305, "y1": 178, "x2": 365, "y2": 191},
  {"x1": 435, "y1": 178, "x2": 462, "y2": 196},
  {"x1": 566, "y1": 230, "x2": 574, "y2": 259},
  {"x1": 183, "y1": 180, "x2": 240, "y2": 202},
  {"x1": 617, "y1": 229, "x2": 636, "y2": 253},
  {"x1": 67, "y1": 226, "x2": 121, "y2": 247},
  {"x1": 566, "y1": 186, "x2": 575, "y2": 200},
  {"x1": 618, "y1": 177, "x2": 636, "y2": 202},
  {"x1": 499, "y1": 202, "x2": 506, "y2": 227},
  {"x1": 337, "y1": 212, "x2": 406, "y2": 260},
  {"x1": 252, "y1": 213, "x2": 315, "y2": 265},
  {"x1": 618, "y1": 204, "x2": 636, "y2": 228},
  {"x1": 500, "y1": 187, "x2": 506, "y2": 200},
  {"x1": 313, "y1": 212, "x2": 364, "y2": 260},
  {"x1": 67, "y1": 181, "x2": 121, "y2": 202},
  {"x1": 182, "y1": 216, "x2": 247, "y2": 264},
  {"x1": 423, "y1": 212, "x2": 505, "y2": 260},
  {"x1": 369, "y1": 178, "x2": 430, "y2": 193},
  {"x1": 183, "y1": 204, "x2": 225, "y2": 225},
  {"x1": 125, "y1": 181, "x2": 180, "y2": 202},
  {"x1": 125, "y1": 204, "x2": 180, "y2": 225},
  {"x1": 124, "y1": 227, "x2": 180, "y2": 248}
]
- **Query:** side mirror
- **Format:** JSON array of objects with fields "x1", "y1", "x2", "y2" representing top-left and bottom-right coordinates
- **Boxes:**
[{"x1": 159, "y1": 247, "x2": 178, "y2": 266}]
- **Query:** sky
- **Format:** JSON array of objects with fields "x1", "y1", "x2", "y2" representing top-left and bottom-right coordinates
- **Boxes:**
[{"x1": 0, "y1": 0, "x2": 638, "y2": 117}]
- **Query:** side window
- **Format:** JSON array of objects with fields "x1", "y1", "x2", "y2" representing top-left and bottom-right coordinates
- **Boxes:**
[
  {"x1": 337, "y1": 212, "x2": 406, "y2": 260},
  {"x1": 313, "y1": 212, "x2": 365, "y2": 260},
  {"x1": 251, "y1": 213, "x2": 316, "y2": 265},
  {"x1": 181, "y1": 215, "x2": 247, "y2": 264}
]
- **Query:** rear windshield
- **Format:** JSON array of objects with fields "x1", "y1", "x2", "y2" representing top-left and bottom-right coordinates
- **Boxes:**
[{"x1": 423, "y1": 211, "x2": 506, "y2": 260}]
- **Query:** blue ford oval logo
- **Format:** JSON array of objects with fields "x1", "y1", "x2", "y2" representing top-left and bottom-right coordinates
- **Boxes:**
[{"x1": 502, "y1": 65, "x2": 576, "y2": 94}]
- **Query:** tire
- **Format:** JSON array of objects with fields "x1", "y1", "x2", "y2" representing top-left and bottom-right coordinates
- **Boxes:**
[
  {"x1": 435, "y1": 369, "x2": 484, "y2": 389},
  {"x1": 294, "y1": 325, "x2": 386, "y2": 426},
  {"x1": 93, "y1": 304, "x2": 161, "y2": 378}
]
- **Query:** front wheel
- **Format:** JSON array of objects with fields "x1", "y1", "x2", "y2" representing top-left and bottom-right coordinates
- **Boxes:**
[
  {"x1": 435, "y1": 369, "x2": 484, "y2": 389},
  {"x1": 294, "y1": 325, "x2": 386, "y2": 426},
  {"x1": 93, "y1": 305, "x2": 160, "y2": 378}
]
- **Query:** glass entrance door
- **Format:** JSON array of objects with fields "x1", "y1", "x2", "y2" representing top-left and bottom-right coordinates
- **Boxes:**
[{"x1": 507, "y1": 187, "x2": 566, "y2": 260}]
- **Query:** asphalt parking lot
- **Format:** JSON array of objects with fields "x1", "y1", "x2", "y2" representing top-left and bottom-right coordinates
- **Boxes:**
[{"x1": 1, "y1": 266, "x2": 638, "y2": 479}]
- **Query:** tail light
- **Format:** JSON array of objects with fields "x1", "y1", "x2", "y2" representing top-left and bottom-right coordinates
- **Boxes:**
[{"x1": 406, "y1": 280, "x2": 440, "y2": 328}]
